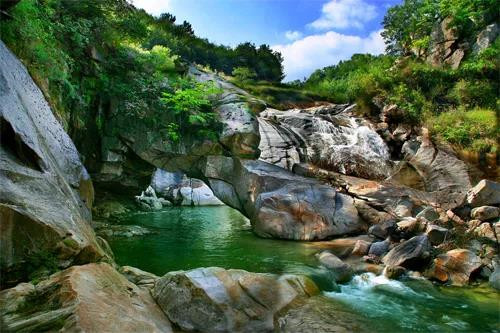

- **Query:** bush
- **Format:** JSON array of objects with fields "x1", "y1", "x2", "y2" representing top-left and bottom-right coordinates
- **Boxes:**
[
  {"x1": 429, "y1": 108, "x2": 498, "y2": 152},
  {"x1": 232, "y1": 66, "x2": 257, "y2": 83},
  {"x1": 160, "y1": 78, "x2": 222, "y2": 142}
]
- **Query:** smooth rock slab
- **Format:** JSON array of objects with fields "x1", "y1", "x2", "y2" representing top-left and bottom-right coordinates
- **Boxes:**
[
  {"x1": 0, "y1": 263, "x2": 172, "y2": 332},
  {"x1": 152, "y1": 267, "x2": 318, "y2": 333}
]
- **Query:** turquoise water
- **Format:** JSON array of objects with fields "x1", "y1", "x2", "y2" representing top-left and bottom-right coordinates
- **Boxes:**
[{"x1": 108, "y1": 206, "x2": 500, "y2": 332}]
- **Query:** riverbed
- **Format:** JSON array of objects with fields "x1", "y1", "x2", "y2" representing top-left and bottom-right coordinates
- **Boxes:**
[{"x1": 108, "y1": 206, "x2": 500, "y2": 333}]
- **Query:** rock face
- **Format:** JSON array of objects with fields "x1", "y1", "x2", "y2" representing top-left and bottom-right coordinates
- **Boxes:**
[
  {"x1": 202, "y1": 157, "x2": 364, "y2": 240},
  {"x1": 0, "y1": 41, "x2": 106, "y2": 286},
  {"x1": 151, "y1": 168, "x2": 223, "y2": 206},
  {"x1": 472, "y1": 23, "x2": 499, "y2": 54},
  {"x1": 427, "y1": 17, "x2": 464, "y2": 69},
  {"x1": 0, "y1": 263, "x2": 173, "y2": 332},
  {"x1": 152, "y1": 267, "x2": 318, "y2": 333},
  {"x1": 400, "y1": 132, "x2": 472, "y2": 209},
  {"x1": 382, "y1": 235, "x2": 431, "y2": 269},
  {"x1": 258, "y1": 105, "x2": 393, "y2": 179},
  {"x1": 428, "y1": 249, "x2": 481, "y2": 285}
]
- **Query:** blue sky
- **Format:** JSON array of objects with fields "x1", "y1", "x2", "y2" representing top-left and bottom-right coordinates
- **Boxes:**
[{"x1": 131, "y1": 0, "x2": 402, "y2": 80}]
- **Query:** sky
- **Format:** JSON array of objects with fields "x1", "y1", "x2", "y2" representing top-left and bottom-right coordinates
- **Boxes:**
[{"x1": 130, "y1": 0, "x2": 402, "y2": 81}]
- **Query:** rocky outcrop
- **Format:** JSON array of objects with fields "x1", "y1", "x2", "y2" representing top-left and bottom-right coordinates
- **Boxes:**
[
  {"x1": 152, "y1": 267, "x2": 318, "y2": 333},
  {"x1": 0, "y1": 263, "x2": 172, "y2": 332},
  {"x1": 151, "y1": 168, "x2": 223, "y2": 206},
  {"x1": 472, "y1": 23, "x2": 499, "y2": 54},
  {"x1": 258, "y1": 105, "x2": 393, "y2": 179},
  {"x1": 0, "y1": 41, "x2": 107, "y2": 287},
  {"x1": 390, "y1": 130, "x2": 472, "y2": 209},
  {"x1": 426, "y1": 17, "x2": 465, "y2": 69}
]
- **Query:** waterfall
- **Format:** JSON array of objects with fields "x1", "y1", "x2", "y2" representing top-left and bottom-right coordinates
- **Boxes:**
[{"x1": 258, "y1": 105, "x2": 393, "y2": 179}]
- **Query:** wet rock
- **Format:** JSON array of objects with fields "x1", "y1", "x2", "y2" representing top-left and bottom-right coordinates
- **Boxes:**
[
  {"x1": 466, "y1": 179, "x2": 500, "y2": 207},
  {"x1": 428, "y1": 249, "x2": 481, "y2": 285},
  {"x1": 0, "y1": 263, "x2": 173, "y2": 332},
  {"x1": 306, "y1": 235, "x2": 374, "y2": 258},
  {"x1": 0, "y1": 41, "x2": 106, "y2": 286},
  {"x1": 470, "y1": 206, "x2": 499, "y2": 221},
  {"x1": 152, "y1": 267, "x2": 318, "y2": 333},
  {"x1": 369, "y1": 240, "x2": 390, "y2": 257},
  {"x1": 383, "y1": 265, "x2": 406, "y2": 279},
  {"x1": 425, "y1": 224, "x2": 449, "y2": 245},
  {"x1": 382, "y1": 235, "x2": 431, "y2": 269},
  {"x1": 352, "y1": 240, "x2": 372, "y2": 256},
  {"x1": 277, "y1": 295, "x2": 371, "y2": 333},
  {"x1": 369, "y1": 221, "x2": 396, "y2": 239},
  {"x1": 316, "y1": 251, "x2": 353, "y2": 283}
]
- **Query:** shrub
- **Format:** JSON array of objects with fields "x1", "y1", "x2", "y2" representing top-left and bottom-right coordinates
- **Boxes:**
[
  {"x1": 232, "y1": 66, "x2": 257, "y2": 83},
  {"x1": 429, "y1": 108, "x2": 498, "y2": 152}
]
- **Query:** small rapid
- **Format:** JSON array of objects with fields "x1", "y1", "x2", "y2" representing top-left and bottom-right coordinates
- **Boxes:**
[{"x1": 325, "y1": 272, "x2": 500, "y2": 332}]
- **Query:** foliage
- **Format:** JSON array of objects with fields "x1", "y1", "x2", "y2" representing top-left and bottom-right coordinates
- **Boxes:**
[
  {"x1": 161, "y1": 79, "x2": 222, "y2": 142},
  {"x1": 429, "y1": 108, "x2": 498, "y2": 152},
  {"x1": 232, "y1": 66, "x2": 257, "y2": 83},
  {"x1": 382, "y1": 0, "x2": 498, "y2": 56}
]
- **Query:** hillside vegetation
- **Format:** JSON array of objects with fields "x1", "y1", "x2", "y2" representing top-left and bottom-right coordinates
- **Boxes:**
[
  {"x1": 303, "y1": 0, "x2": 499, "y2": 153},
  {"x1": 1, "y1": 0, "x2": 498, "y2": 155}
]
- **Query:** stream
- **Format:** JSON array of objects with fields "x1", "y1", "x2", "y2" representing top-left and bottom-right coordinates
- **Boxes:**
[{"x1": 108, "y1": 206, "x2": 500, "y2": 333}]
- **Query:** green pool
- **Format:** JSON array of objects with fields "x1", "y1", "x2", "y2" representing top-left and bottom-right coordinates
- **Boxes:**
[{"x1": 108, "y1": 206, "x2": 500, "y2": 332}]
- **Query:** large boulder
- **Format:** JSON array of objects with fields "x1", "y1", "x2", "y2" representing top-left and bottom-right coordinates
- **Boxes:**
[
  {"x1": 467, "y1": 179, "x2": 500, "y2": 207},
  {"x1": 0, "y1": 263, "x2": 173, "y2": 332},
  {"x1": 0, "y1": 41, "x2": 107, "y2": 287},
  {"x1": 427, "y1": 249, "x2": 481, "y2": 285},
  {"x1": 202, "y1": 157, "x2": 365, "y2": 240},
  {"x1": 382, "y1": 235, "x2": 431, "y2": 269},
  {"x1": 152, "y1": 267, "x2": 318, "y2": 333}
]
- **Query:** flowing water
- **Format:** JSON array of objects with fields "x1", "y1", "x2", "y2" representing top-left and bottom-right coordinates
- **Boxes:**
[{"x1": 108, "y1": 206, "x2": 500, "y2": 332}]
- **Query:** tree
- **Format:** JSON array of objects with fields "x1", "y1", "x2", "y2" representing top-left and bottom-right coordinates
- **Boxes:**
[{"x1": 232, "y1": 66, "x2": 257, "y2": 82}]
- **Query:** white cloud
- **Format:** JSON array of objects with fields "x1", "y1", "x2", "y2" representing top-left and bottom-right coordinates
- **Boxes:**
[
  {"x1": 129, "y1": 0, "x2": 171, "y2": 16},
  {"x1": 272, "y1": 29, "x2": 385, "y2": 81},
  {"x1": 285, "y1": 30, "x2": 303, "y2": 41},
  {"x1": 309, "y1": 0, "x2": 377, "y2": 30}
]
